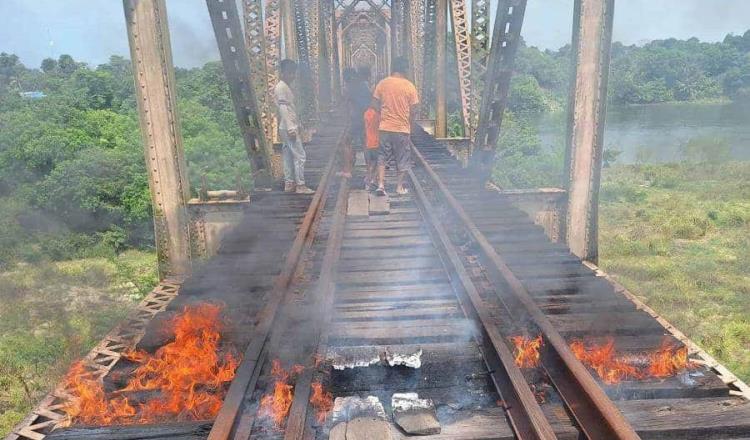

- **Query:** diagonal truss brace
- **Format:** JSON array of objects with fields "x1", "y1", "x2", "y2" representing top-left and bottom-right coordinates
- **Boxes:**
[
  {"x1": 449, "y1": 0, "x2": 472, "y2": 137},
  {"x1": 206, "y1": 0, "x2": 273, "y2": 185},
  {"x1": 472, "y1": 0, "x2": 528, "y2": 170}
]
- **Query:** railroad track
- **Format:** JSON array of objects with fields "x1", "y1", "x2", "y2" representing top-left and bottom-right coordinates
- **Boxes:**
[
  {"x1": 210, "y1": 128, "x2": 750, "y2": 439},
  {"x1": 37, "y1": 127, "x2": 750, "y2": 440}
]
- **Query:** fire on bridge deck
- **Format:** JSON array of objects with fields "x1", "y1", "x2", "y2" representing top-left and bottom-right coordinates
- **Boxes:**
[
  {"x1": 26, "y1": 125, "x2": 750, "y2": 440},
  {"x1": 7, "y1": 0, "x2": 750, "y2": 439}
]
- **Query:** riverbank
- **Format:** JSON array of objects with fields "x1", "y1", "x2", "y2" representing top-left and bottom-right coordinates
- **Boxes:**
[
  {"x1": 0, "y1": 251, "x2": 157, "y2": 435},
  {"x1": 599, "y1": 161, "x2": 750, "y2": 381}
]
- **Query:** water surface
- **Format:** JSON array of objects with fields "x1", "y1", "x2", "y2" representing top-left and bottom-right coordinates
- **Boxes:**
[{"x1": 536, "y1": 102, "x2": 750, "y2": 164}]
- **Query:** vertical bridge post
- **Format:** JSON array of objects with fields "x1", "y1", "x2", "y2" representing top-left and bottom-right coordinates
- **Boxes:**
[
  {"x1": 435, "y1": 0, "x2": 448, "y2": 138},
  {"x1": 123, "y1": 0, "x2": 192, "y2": 278},
  {"x1": 564, "y1": 0, "x2": 615, "y2": 262}
]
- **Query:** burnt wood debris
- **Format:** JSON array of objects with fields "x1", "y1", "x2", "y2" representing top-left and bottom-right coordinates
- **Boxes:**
[{"x1": 7, "y1": 0, "x2": 750, "y2": 439}]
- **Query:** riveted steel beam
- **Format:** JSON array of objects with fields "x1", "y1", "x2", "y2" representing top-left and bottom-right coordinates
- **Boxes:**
[
  {"x1": 472, "y1": 0, "x2": 527, "y2": 172},
  {"x1": 207, "y1": 0, "x2": 273, "y2": 185},
  {"x1": 564, "y1": 0, "x2": 615, "y2": 262}
]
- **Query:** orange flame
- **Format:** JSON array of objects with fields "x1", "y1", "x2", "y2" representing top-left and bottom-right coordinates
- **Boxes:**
[
  {"x1": 259, "y1": 360, "x2": 304, "y2": 428},
  {"x1": 511, "y1": 335, "x2": 543, "y2": 368},
  {"x1": 570, "y1": 338, "x2": 693, "y2": 385},
  {"x1": 63, "y1": 303, "x2": 239, "y2": 425},
  {"x1": 309, "y1": 382, "x2": 333, "y2": 423}
]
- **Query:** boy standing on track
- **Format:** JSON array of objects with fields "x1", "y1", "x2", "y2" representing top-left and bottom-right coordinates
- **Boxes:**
[
  {"x1": 274, "y1": 59, "x2": 314, "y2": 194},
  {"x1": 372, "y1": 57, "x2": 419, "y2": 196},
  {"x1": 363, "y1": 104, "x2": 381, "y2": 191}
]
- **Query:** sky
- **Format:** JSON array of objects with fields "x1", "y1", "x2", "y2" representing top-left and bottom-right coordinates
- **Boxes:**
[{"x1": 1, "y1": 0, "x2": 750, "y2": 69}]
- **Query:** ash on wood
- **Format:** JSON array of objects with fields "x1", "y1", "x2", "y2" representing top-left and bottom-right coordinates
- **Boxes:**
[{"x1": 45, "y1": 421, "x2": 213, "y2": 440}]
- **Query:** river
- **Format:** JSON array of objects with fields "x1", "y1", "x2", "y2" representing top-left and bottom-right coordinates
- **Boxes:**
[{"x1": 535, "y1": 101, "x2": 750, "y2": 164}]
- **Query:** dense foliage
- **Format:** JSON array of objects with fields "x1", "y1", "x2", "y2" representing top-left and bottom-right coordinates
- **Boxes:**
[
  {"x1": 513, "y1": 30, "x2": 750, "y2": 112},
  {"x1": 0, "y1": 53, "x2": 248, "y2": 267}
]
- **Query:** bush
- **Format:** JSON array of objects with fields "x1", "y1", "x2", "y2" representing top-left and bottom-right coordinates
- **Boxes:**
[
  {"x1": 662, "y1": 215, "x2": 710, "y2": 240},
  {"x1": 491, "y1": 113, "x2": 564, "y2": 189}
]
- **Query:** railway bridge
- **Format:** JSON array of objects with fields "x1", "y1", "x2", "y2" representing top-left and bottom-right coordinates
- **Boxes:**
[{"x1": 7, "y1": 0, "x2": 750, "y2": 439}]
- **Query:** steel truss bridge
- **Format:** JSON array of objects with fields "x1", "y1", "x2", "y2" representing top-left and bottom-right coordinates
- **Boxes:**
[{"x1": 7, "y1": 1, "x2": 750, "y2": 440}]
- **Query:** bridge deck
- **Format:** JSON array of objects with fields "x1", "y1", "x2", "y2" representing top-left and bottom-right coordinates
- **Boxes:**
[{"x1": 27, "y1": 124, "x2": 750, "y2": 440}]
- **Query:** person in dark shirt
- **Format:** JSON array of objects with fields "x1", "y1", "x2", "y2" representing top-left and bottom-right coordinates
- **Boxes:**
[{"x1": 340, "y1": 66, "x2": 374, "y2": 179}]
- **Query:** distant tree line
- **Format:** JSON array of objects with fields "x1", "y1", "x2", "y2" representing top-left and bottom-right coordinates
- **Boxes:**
[{"x1": 511, "y1": 30, "x2": 750, "y2": 113}]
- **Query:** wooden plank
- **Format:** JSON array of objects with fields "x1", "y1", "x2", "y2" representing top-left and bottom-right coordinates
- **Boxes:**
[
  {"x1": 335, "y1": 282, "x2": 454, "y2": 294},
  {"x1": 335, "y1": 299, "x2": 458, "y2": 312},
  {"x1": 604, "y1": 373, "x2": 731, "y2": 400},
  {"x1": 347, "y1": 190, "x2": 369, "y2": 217},
  {"x1": 551, "y1": 312, "x2": 665, "y2": 335},
  {"x1": 344, "y1": 228, "x2": 425, "y2": 238},
  {"x1": 336, "y1": 269, "x2": 448, "y2": 285},
  {"x1": 329, "y1": 319, "x2": 474, "y2": 342},
  {"x1": 334, "y1": 305, "x2": 461, "y2": 321},
  {"x1": 346, "y1": 220, "x2": 423, "y2": 230},
  {"x1": 347, "y1": 212, "x2": 420, "y2": 222},
  {"x1": 389, "y1": 408, "x2": 513, "y2": 440},
  {"x1": 369, "y1": 192, "x2": 391, "y2": 215},
  {"x1": 617, "y1": 397, "x2": 750, "y2": 438},
  {"x1": 45, "y1": 422, "x2": 212, "y2": 440},
  {"x1": 338, "y1": 256, "x2": 444, "y2": 272},
  {"x1": 341, "y1": 246, "x2": 436, "y2": 260},
  {"x1": 336, "y1": 287, "x2": 457, "y2": 303},
  {"x1": 341, "y1": 236, "x2": 433, "y2": 248}
]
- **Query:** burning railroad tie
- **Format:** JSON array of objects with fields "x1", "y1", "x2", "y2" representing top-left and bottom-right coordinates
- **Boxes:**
[
  {"x1": 510, "y1": 335, "x2": 543, "y2": 369},
  {"x1": 62, "y1": 303, "x2": 240, "y2": 426},
  {"x1": 309, "y1": 381, "x2": 334, "y2": 423},
  {"x1": 570, "y1": 338, "x2": 695, "y2": 385},
  {"x1": 259, "y1": 360, "x2": 305, "y2": 429}
]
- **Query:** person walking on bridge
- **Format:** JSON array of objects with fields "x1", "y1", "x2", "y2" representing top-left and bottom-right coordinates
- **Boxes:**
[
  {"x1": 274, "y1": 59, "x2": 314, "y2": 194},
  {"x1": 372, "y1": 57, "x2": 419, "y2": 196}
]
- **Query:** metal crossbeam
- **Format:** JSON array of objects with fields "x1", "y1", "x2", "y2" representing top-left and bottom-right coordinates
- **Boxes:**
[
  {"x1": 472, "y1": 0, "x2": 528, "y2": 170},
  {"x1": 206, "y1": 0, "x2": 272, "y2": 184}
]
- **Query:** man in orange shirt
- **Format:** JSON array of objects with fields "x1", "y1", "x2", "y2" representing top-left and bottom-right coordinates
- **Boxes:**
[{"x1": 371, "y1": 57, "x2": 419, "y2": 196}]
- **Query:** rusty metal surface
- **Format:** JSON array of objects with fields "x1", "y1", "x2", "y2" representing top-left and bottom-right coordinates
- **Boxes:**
[
  {"x1": 206, "y1": 0, "x2": 272, "y2": 184},
  {"x1": 242, "y1": 0, "x2": 277, "y2": 149},
  {"x1": 435, "y1": 0, "x2": 447, "y2": 137},
  {"x1": 470, "y1": 0, "x2": 490, "y2": 137},
  {"x1": 126, "y1": 0, "x2": 192, "y2": 278},
  {"x1": 473, "y1": 0, "x2": 528, "y2": 167},
  {"x1": 420, "y1": 0, "x2": 437, "y2": 118},
  {"x1": 563, "y1": 0, "x2": 615, "y2": 263},
  {"x1": 450, "y1": 0, "x2": 472, "y2": 136}
]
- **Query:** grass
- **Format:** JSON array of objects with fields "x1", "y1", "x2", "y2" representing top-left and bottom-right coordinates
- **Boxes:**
[
  {"x1": 0, "y1": 250, "x2": 157, "y2": 436},
  {"x1": 599, "y1": 161, "x2": 750, "y2": 382}
]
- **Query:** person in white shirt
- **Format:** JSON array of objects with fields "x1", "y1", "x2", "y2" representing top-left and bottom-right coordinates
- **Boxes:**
[{"x1": 274, "y1": 59, "x2": 313, "y2": 194}]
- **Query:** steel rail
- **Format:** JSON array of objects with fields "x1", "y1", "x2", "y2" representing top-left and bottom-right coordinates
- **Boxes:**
[
  {"x1": 207, "y1": 133, "x2": 343, "y2": 440},
  {"x1": 283, "y1": 173, "x2": 351, "y2": 440},
  {"x1": 411, "y1": 144, "x2": 641, "y2": 440},
  {"x1": 408, "y1": 169, "x2": 558, "y2": 440}
]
